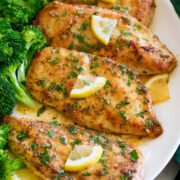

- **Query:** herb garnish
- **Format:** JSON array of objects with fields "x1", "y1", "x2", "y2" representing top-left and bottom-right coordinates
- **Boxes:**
[
  {"x1": 82, "y1": 172, "x2": 91, "y2": 176},
  {"x1": 130, "y1": 150, "x2": 139, "y2": 162},
  {"x1": 17, "y1": 131, "x2": 29, "y2": 141},
  {"x1": 46, "y1": 130, "x2": 54, "y2": 139},
  {"x1": 59, "y1": 136, "x2": 67, "y2": 144},
  {"x1": 31, "y1": 141, "x2": 38, "y2": 151},
  {"x1": 37, "y1": 106, "x2": 46, "y2": 117},
  {"x1": 40, "y1": 151, "x2": 54, "y2": 165}
]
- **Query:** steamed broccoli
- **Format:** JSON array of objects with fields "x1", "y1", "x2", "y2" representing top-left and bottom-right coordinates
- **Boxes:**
[
  {"x1": 18, "y1": 25, "x2": 48, "y2": 82},
  {"x1": 0, "y1": 76, "x2": 15, "y2": 118},
  {"x1": 0, "y1": 18, "x2": 12, "y2": 31},
  {"x1": 0, "y1": 22, "x2": 36, "y2": 108},
  {"x1": 0, "y1": 123, "x2": 26, "y2": 180},
  {"x1": 0, "y1": 0, "x2": 50, "y2": 31},
  {"x1": 0, "y1": 150, "x2": 26, "y2": 180},
  {"x1": 0, "y1": 123, "x2": 10, "y2": 149}
]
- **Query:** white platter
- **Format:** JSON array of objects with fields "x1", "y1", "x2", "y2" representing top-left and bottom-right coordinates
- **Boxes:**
[{"x1": 141, "y1": 0, "x2": 180, "y2": 179}]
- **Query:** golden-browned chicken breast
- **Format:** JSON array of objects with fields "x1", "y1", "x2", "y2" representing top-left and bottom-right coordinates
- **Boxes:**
[
  {"x1": 54, "y1": 0, "x2": 155, "y2": 27},
  {"x1": 33, "y1": 2, "x2": 177, "y2": 75},
  {"x1": 3, "y1": 116, "x2": 144, "y2": 179},
  {"x1": 26, "y1": 47, "x2": 163, "y2": 137}
]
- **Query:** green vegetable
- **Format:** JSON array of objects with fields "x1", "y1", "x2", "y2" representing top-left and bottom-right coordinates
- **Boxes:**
[
  {"x1": 40, "y1": 151, "x2": 54, "y2": 165},
  {"x1": 0, "y1": 124, "x2": 10, "y2": 149},
  {"x1": 17, "y1": 25, "x2": 48, "y2": 82},
  {"x1": 0, "y1": 76, "x2": 15, "y2": 118},
  {"x1": 0, "y1": 18, "x2": 11, "y2": 31},
  {"x1": 0, "y1": 0, "x2": 50, "y2": 31},
  {"x1": 0, "y1": 21, "x2": 36, "y2": 108},
  {"x1": 130, "y1": 149, "x2": 139, "y2": 162},
  {"x1": 17, "y1": 131, "x2": 29, "y2": 141},
  {"x1": 82, "y1": 172, "x2": 91, "y2": 176},
  {"x1": 0, "y1": 123, "x2": 26, "y2": 180},
  {"x1": 0, "y1": 150, "x2": 26, "y2": 180},
  {"x1": 37, "y1": 106, "x2": 46, "y2": 117}
]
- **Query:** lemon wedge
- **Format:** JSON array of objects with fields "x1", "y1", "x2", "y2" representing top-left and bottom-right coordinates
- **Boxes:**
[
  {"x1": 91, "y1": 15, "x2": 117, "y2": 45},
  {"x1": 70, "y1": 75, "x2": 106, "y2": 98},
  {"x1": 145, "y1": 73, "x2": 170, "y2": 103},
  {"x1": 65, "y1": 145, "x2": 103, "y2": 172},
  {"x1": 100, "y1": 0, "x2": 115, "y2": 4}
]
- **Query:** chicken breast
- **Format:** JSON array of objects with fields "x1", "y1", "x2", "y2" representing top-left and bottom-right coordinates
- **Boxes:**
[
  {"x1": 33, "y1": 2, "x2": 177, "y2": 75},
  {"x1": 26, "y1": 47, "x2": 163, "y2": 137},
  {"x1": 3, "y1": 116, "x2": 144, "y2": 180},
  {"x1": 54, "y1": 0, "x2": 155, "y2": 27}
]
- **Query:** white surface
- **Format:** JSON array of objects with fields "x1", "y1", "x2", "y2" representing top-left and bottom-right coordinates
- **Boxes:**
[{"x1": 140, "y1": 0, "x2": 180, "y2": 179}]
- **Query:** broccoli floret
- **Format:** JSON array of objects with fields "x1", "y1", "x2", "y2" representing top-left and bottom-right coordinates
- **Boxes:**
[
  {"x1": 0, "y1": 123, "x2": 10, "y2": 149},
  {"x1": 0, "y1": 18, "x2": 12, "y2": 31},
  {"x1": 0, "y1": 150, "x2": 26, "y2": 180},
  {"x1": 18, "y1": 25, "x2": 48, "y2": 82},
  {"x1": 0, "y1": 27, "x2": 36, "y2": 108},
  {"x1": 0, "y1": 76, "x2": 15, "y2": 118},
  {"x1": 0, "y1": 123, "x2": 26, "y2": 180},
  {"x1": 0, "y1": 0, "x2": 50, "y2": 31}
]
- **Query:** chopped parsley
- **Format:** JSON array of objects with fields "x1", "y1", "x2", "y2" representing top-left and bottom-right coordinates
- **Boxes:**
[
  {"x1": 68, "y1": 42, "x2": 74, "y2": 50},
  {"x1": 127, "y1": 71, "x2": 135, "y2": 80},
  {"x1": 98, "y1": 168, "x2": 108, "y2": 175},
  {"x1": 116, "y1": 98, "x2": 129, "y2": 109},
  {"x1": 37, "y1": 106, "x2": 46, "y2": 117},
  {"x1": 31, "y1": 141, "x2": 38, "y2": 151},
  {"x1": 145, "y1": 120, "x2": 151, "y2": 127},
  {"x1": 111, "y1": 88, "x2": 117, "y2": 93},
  {"x1": 68, "y1": 127, "x2": 77, "y2": 134},
  {"x1": 50, "y1": 121, "x2": 58, "y2": 126},
  {"x1": 41, "y1": 78, "x2": 47, "y2": 87},
  {"x1": 130, "y1": 150, "x2": 139, "y2": 162},
  {"x1": 43, "y1": 144, "x2": 52, "y2": 149},
  {"x1": 50, "y1": 58, "x2": 60, "y2": 65},
  {"x1": 60, "y1": 11, "x2": 67, "y2": 17},
  {"x1": 119, "y1": 110, "x2": 127, "y2": 120},
  {"x1": 127, "y1": 80, "x2": 131, "y2": 86},
  {"x1": 46, "y1": 130, "x2": 55, "y2": 139},
  {"x1": 73, "y1": 33, "x2": 84, "y2": 43},
  {"x1": 82, "y1": 172, "x2": 91, "y2": 176},
  {"x1": 70, "y1": 70, "x2": 79, "y2": 77},
  {"x1": 104, "y1": 99, "x2": 111, "y2": 105},
  {"x1": 17, "y1": 131, "x2": 29, "y2": 141},
  {"x1": 117, "y1": 139, "x2": 126, "y2": 153},
  {"x1": 40, "y1": 151, "x2": 54, "y2": 165},
  {"x1": 79, "y1": 21, "x2": 88, "y2": 31},
  {"x1": 99, "y1": 157, "x2": 108, "y2": 167},
  {"x1": 136, "y1": 112, "x2": 144, "y2": 117},
  {"x1": 71, "y1": 139, "x2": 80, "y2": 147},
  {"x1": 121, "y1": 174, "x2": 132, "y2": 180},
  {"x1": 57, "y1": 169, "x2": 66, "y2": 177},
  {"x1": 59, "y1": 136, "x2": 67, "y2": 144}
]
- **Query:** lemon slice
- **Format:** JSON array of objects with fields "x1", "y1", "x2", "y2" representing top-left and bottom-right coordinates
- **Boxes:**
[
  {"x1": 100, "y1": 0, "x2": 115, "y2": 4},
  {"x1": 70, "y1": 75, "x2": 106, "y2": 98},
  {"x1": 65, "y1": 145, "x2": 103, "y2": 172},
  {"x1": 145, "y1": 73, "x2": 170, "y2": 103},
  {"x1": 91, "y1": 15, "x2": 117, "y2": 45},
  {"x1": 10, "y1": 168, "x2": 38, "y2": 180}
]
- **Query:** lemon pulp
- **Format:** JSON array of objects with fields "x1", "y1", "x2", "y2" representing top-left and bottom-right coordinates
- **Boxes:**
[
  {"x1": 65, "y1": 145, "x2": 103, "y2": 172},
  {"x1": 145, "y1": 73, "x2": 170, "y2": 103},
  {"x1": 91, "y1": 15, "x2": 117, "y2": 45},
  {"x1": 70, "y1": 75, "x2": 106, "y2": 98}
]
